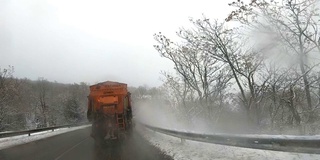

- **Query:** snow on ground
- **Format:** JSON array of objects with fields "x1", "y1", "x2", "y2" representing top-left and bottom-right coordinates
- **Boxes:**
[
  {"x1": 138, "y1": 126, "x2": 320, "y2": 160},
  {"x1": 0, "y1": 125, "x2": 91, "y2": 150}
]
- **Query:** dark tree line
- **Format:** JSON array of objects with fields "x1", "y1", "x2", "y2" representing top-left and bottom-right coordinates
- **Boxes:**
[{"x1": 0, "y1": 66, "x2": 89, "y2": 132}]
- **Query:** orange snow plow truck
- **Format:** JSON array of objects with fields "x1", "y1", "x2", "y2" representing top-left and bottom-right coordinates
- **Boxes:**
[{"x1": 87, "y1": 81, "x2": 132, "y2": 143}]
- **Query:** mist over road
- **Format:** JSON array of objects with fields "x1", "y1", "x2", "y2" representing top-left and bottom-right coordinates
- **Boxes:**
[{"x1": 0, "y1": 126, "x2": 172, "y2": 160}]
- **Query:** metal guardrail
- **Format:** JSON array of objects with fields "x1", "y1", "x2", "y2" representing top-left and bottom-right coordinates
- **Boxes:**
[
  {"x1": 142, "y1": 123, "x2": 320, "y2": 154},
  {"x1": 0, "y1": 122, "x2": 90, "y2": 139}
]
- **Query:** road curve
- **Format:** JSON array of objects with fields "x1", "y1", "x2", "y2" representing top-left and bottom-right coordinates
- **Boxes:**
[{"x1": 0, "y1": 126, "x2": 172, "y2": 160}]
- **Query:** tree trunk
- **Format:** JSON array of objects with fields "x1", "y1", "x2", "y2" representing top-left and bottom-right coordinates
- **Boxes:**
[
  {"x1": 299, "y1": 51, "x2": 314, "y2": 123},
  {"x1": 288, "y1": 85, "x2": 301, "y2": 125}
]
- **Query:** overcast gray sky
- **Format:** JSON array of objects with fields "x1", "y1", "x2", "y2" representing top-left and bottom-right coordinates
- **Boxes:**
[{"x1": 0, "y1": 0, "x2": 233, "y2": 87}]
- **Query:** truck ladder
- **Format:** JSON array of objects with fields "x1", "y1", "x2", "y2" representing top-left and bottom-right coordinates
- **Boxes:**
[
  {"x1": 117, "y1": 114, "x2": 125, "y2": 131},
  {"x1": 116, "y1": 114, "x2": 127, "y2": 139}
]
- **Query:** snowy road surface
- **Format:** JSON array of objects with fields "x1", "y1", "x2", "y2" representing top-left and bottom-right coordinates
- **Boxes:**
[
  {"x1": 139, "y1": 126, "x2": 320, "y2": 160},
  {"x1": 0, "y1": 126, "x2": 172, "y2": 160}
]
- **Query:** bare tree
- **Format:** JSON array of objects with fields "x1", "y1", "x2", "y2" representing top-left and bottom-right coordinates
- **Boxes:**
[
  {"x1": 0, "y1": 66, "x2": 24, "y2": 131},
  {"x1": 184, "y1": 18, "x2": 272, "y2": 125},
  {"x1": 228, "y1": 0, "x2": 320, "y2": 123},
  {"x1": 161, "y1": 72, "x2": 195, "y2": 123},
  {"x1": 154, "y1": 27, "x2": 232, "y2": 120},
  {"x1": 63, "y1": 83, "x2": 88, "y2": 124},
  {"x1": 36, "y1": 77, "x2": 50, "y2": 127}
]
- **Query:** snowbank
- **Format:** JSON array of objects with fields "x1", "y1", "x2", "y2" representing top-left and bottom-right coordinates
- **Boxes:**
[
  {"x1": 0, "y1": 125, "x2": 90, "y2": 150},
  {"x1": 138, "y1": 127, "x2": 320, "y2": 160}
]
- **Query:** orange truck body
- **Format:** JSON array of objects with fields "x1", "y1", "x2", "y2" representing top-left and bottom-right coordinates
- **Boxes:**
[{"x1": 87, "y1": 81, "x2": 132, "y2": 142}]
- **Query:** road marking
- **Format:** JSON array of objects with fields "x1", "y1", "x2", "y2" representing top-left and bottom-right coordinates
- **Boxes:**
[{"x1": 54, "y1": 137, "x2": 89, "y2": 160}]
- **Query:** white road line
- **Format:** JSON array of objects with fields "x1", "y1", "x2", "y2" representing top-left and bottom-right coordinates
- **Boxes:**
[{"x1": 54, "y1": 137, "x2": 90, "y2": 160}]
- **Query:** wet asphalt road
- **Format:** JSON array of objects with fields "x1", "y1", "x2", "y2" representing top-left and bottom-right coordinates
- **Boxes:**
[{"x1": 0, "y1": 126, "x2": 172, "y2": 160}]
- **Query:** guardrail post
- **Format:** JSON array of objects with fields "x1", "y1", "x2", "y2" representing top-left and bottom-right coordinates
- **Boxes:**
[
  {"x1": 181, "y1": 138, "x2": 186, "y2": 144},
  {"x1": 150, "y1": 130, "x2": 155, "y2": 135}
]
